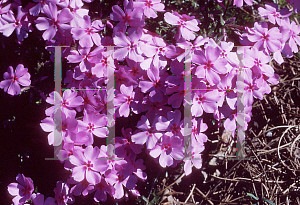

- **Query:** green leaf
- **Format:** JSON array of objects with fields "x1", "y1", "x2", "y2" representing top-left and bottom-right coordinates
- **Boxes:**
[
  {"x1": 247, "y1": 193, "x2": 258, "y2": 200},
  {"x1": 220, "y1": 15, "x2": 225, "y2": 26}
]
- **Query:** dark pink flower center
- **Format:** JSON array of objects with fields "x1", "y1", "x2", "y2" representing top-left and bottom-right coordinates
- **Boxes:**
[
  {"x1": 62, "y1": 100, "x2": 69, "y2": 107},
  {"x1": 170, "y1": 124, "x2": 180, "y2": 134},
  {"x1": 126, "y1": 96, "x2": 133, "y2": 104},
  {"x1": 11, "y1": 76, "x2": 18, "y2": 82},
  {"x1": 130, "y1": 67, "x2": 139, "y2": 76},
  {"x1": 196, "y1": 95, "x2": 204, "y2": 104},
  {"x1": 261, "y1": 33, "x2": 269, "y2": 41},
  {"x1": 162, "y1": 143, "x2": 171, "y2": 152},
  {"x1": 254, "y1": 58, "x2": 262, "y2": 67},
  {"x1": 122, "y1": 13, "x2": 130, "y2": 23},
  {"x1": 85, "y1": 28, "x2": 94, "y2": 35},
  {"x1": 204, "y1": 60, "x2": 213, "y2": 70},
  {"x1": 87, "y1": 123, "x2": 95, "y2": 132},
  {"x1": 85, "y1": 160, "x2": 93, "y2": 170},
  {"x1": 145, "y1": 0, "x2": 153, "y2": 8}
]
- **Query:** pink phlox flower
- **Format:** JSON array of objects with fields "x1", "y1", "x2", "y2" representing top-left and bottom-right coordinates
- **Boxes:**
[
  {"x1": 45, "y1": 90, "x2": 83, "y2": 118},
  {"x1": 105, "y1": 167, "x2": 137, "y2": 199},
  {"x1": 93, "y1": 177, "x2": 115, "y2": 202},
  {"x1": 258, "y1": 3, "x2": 292, "y2": 25},
  {"x1": 133, "y1": 0, "x2": 165, "y2": 18},
  {"x1": 115, "y1": 127, "x2": 143, "y2": 157},
  {"x1": 29, "y1": 0, "x2": 59, "y2": 16},
  {"x1": 71, "y1": 15, "x2": 103, "y2": 47},
  {"x1": 156, "y1": 110, "x2": 183, "y2": 138},
  {"x1": 125, "y1": 153, "x2": 147, "y2": 181},
  {"x1": 191, "y1": 83, "x2": 220, "y2": 117},
  {"x1": 139, "y1": 66, "x2": 167, "y2": 102},
  {"x1": 121, "y1": 58, "x2": 145, "y2": 86},
  {"x1": 236, "y1": 69, "x2": 265, "y2": 107},
  {"x1": 77, "y1": 110, "x2": 107, "y2": 145},
  {"x1": 0, "y1": 64, "x2": 31, "y2": 96},
  {"x1": 69, "y1": 146, "x2": 109, "y2": 185},
  {"x1": 280, "y1": 18, "x2": 300, "y2": 53},
  {"x1": 242, "y1": 47, "x2": 274, "y2": 78},
  {"x1": 193, "y1": 46, "x2": 228, "y2": 85},
  {"x1": 57, "y1": 0, "x2": 89, "y2": 27},
  {"x1": 149, "y1": 134, "x2": 184, "y2": 168},
  {"x1": 183, "y1": 141, "x2": 204, "y2": 176},
  {"x1": 53, "y1": 181, "x2": 74, "y2": 205},
  {"x1": 63, "y1": 69, "x2": 81, "y2": 89},
  {"x1": 0, "y1": 1, "x2": 11, "y2": 26},
  {"x1": 215, "y1": 74, "x2": 237, "y2": 109},
  {"x1": 40, "y1": 111, "x2": 78, "y2": 146},
  {"x1": 166, "y1": 60, "x2": 184, "y2": 108},
  {"x1": 67, "y1": 46, "x2": 104, "y2": 72},
  {"x1": 142, "y1": 95, "x2": 172, "y2": 122},
  {"x1": 164, "y1": 11, "x2": 200, "y2": 40},
  {"x1": 140, "y1": 36, "x2": 168, "y2": 69},
  {"x1": 113, "y1": 27, "x2": 144, "y2": 62},
  {"x1": 115, "y1": 84, "x2": 135, "y2": 117},
  {"x1": 191, "y1": 118, "x2": 208, "y2": 144},
  {"x1": 99, "y1": 144, "x2": 127, "y2": 170},
  {"x1": 131, "y1": 115, "x2": 163, "y2": 149},
  {"x1": 92, "y1": 49, "x2": 115, "y2": 78},
  {"x1": 176, "y1": 35, "x2": 209, "y2": 60},
  {"x1": 35, "y1": 3, "x2": 73, "y2": 41},
  {"x1": 232, "y1": 0, "x2": 254, "y2": 7},
  {"x1": 7, "y1": 173, "x2": 34, "y2": 205},
  {"x1": 30, "y1": 193, "x2": 56, "y2": 205},
  {"x1": 110, "y1": 0, "x2": 145, "y2": 33},
  {"x1": 246, "y1": 21, "x2": 282, "y2": 53},
  {"x1": 0, "y1": 6, "x2": 31, "y2": 41},
  {"x1": 68, "y1": 178, "x2": 94, "y2": 196}
]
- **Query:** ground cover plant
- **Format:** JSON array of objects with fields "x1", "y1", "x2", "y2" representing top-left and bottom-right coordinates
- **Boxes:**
[{"x1": 1, "y1": 0, "x2": 300, "y2": 204}]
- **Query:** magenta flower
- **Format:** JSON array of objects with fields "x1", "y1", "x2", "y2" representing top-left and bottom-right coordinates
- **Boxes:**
[
  {"x1": 69, "y1": 145, "x2": 109, "y2": 185},
  {"x1": 149, "y1": 134, "x2": 184, "y2": 167},
  {"x1": 280, "y1": 18, "x2": 300, "y2": 53},
  {"x1": 246, "y1": 21, "x2": 282, "y2": 53},
  {"x1": 193, "y1": 46, "x2": 228, "y2": 85},
  {"x1": 30, "y1": 193, "x2": 56, "y2": 205},
  {"x1": 29, "y1": 0, "x2": 59, "y2": 16},
  {"x1": 0, "y1": 6, "x2": 31, "y2": 41},
  {"x1": 0, "y1": 64, "x2": 31, "y2": 96},
  {"x1": 53, "y1": 181, "x2": 74, "y2": 205},
  {"x1": 233, "y1": 0, "x2": 254, "y2": 7},
  {"x1": 35, "y1": 3, "x2": 73, "y2": 41},
  {"x1": 131, "y1": 115, "x2": 162, "y2": 149},
  {"x1": 183, "y1": 141, "x2": 204, "y2": 176},
  {"x1": 140, "y1": 35, "x2": 168, "y2": 69},
  {"x1": 7, "y1": 173, "x2": 34, "y2": 205},
  {"x1": 139, "y1": 66, "x2": 167, "y2": 102},
  {"x1": 71, "y1": 15, "x2": 103, "y2": 47},
  {"x1": 164, "y1": 11, "x2": 200, "y2": 40},
  {"x1": 93, "y1": 178, "x2": 115, "y2": 202},
  {"x1": 110, "y1": 0, "x2": 145, "y2": 33},
  {"x1": 115, "y1": 84, "x2": 135, "y2": 117},
  {"x1": 191, "y1": 118, "x2": 208, "y2": 144},
  {"x1": 45, "y1": 90, "x2": 83, "y2": 118},
  {"x1": 113, "y1": 28, "x2": 143, "y2": 62},
  {"x1": 133, "y1": 0, "x2": 165, "y2": 18},
  {"x1": 258, "y1": 3, "x2": 292, "y2": 25},
  {"x1": 242, "y1": 47, "x2": 274, "y2": 77},
  {"x1": 77, "y1": 111, "x2": 107, "y2": 144},
  {"x1": 191, "y1": 88, "x2": 220, "y2": 117}
]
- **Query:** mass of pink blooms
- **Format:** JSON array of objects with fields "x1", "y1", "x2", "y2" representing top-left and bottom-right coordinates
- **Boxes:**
[{"x1": 1, "y1": 0, "x2": 299, "y2": 204}]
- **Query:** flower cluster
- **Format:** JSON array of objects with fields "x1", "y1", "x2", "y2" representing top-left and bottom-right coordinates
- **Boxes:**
[{"x1": 1, "y1": 0, "x2": 299, "y2": 204}]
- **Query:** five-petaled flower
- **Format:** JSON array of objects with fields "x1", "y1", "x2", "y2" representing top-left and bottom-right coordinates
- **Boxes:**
[{"x1": 0, "y1": 64, "x2": 31, "y2": 96}]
